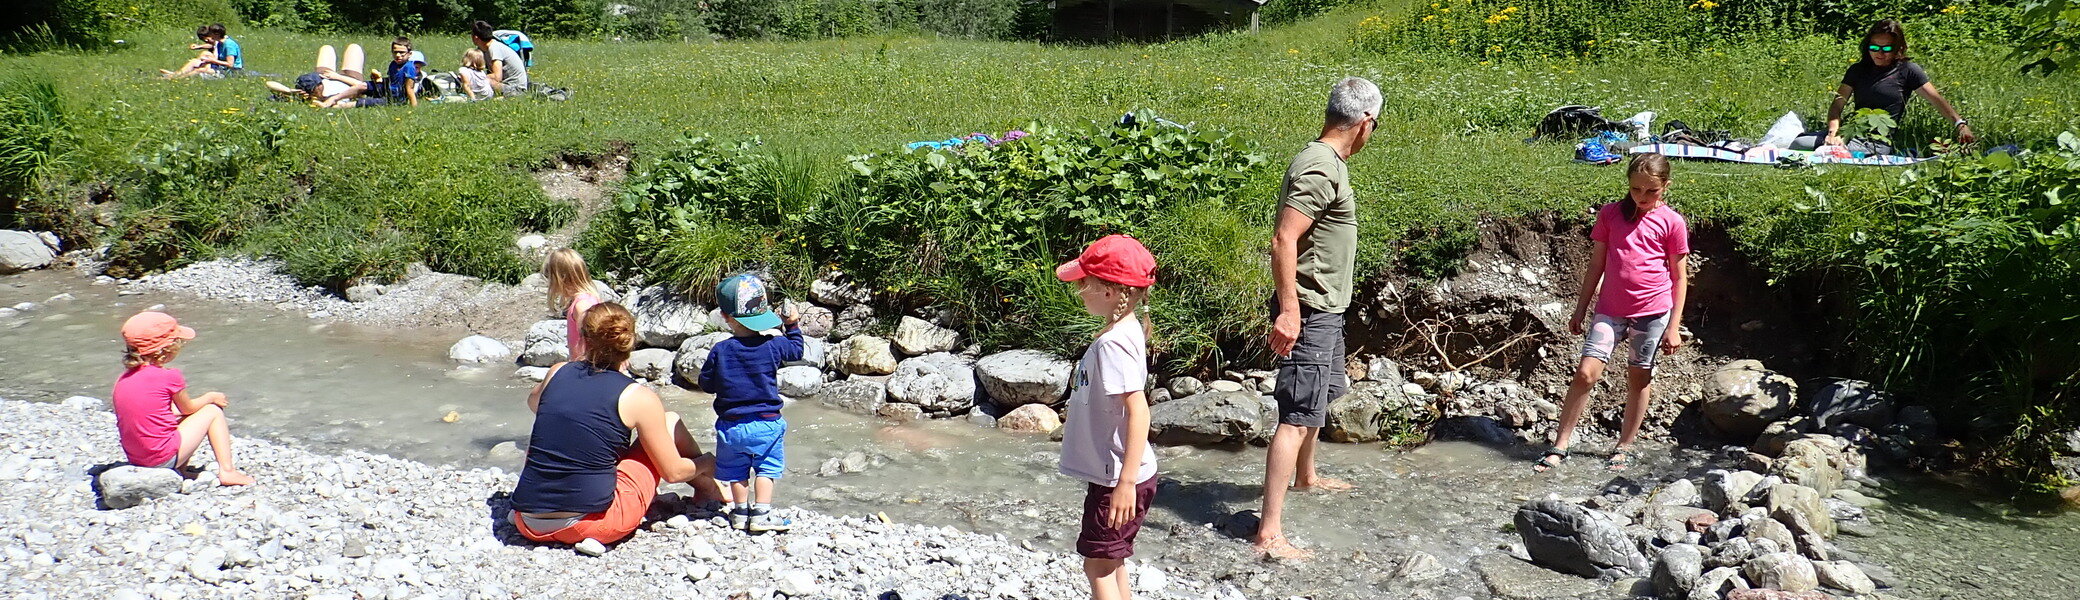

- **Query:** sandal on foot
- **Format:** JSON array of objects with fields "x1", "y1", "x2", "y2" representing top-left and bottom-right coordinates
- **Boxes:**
[
  {"x1": 1606, "y1": 448, "x2": 1632, "y2": 471},
  {"x1": 1531, "y1": 447, "x2": 1568, "y2": 473}
]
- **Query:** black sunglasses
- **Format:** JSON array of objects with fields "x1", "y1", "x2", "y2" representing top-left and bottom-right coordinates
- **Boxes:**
[{"x1": 1865, "y1": 44, "x2": 1898, "y2": 53}]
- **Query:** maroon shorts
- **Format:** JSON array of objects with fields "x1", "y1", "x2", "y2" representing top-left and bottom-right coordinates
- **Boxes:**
[{"x1": 1076, "y1": 475, "x2": 1159, "y2": 559}]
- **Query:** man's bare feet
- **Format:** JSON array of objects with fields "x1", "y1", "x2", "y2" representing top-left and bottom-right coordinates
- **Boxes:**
[
  {"x1": 1292, "y1": 477, "x2": 1355, "y2": 492},
  {"x1": 217, "y1": 470, "x2": 255, "y2": 486},
  {"x1": 1254, "y1": 534, "x2": 1313, "y2": 561}
]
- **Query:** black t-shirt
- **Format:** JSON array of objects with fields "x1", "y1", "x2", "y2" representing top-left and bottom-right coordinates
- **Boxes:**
[{"x1": 1841, "y1": 61, "x2": 1930, "y2": 118}]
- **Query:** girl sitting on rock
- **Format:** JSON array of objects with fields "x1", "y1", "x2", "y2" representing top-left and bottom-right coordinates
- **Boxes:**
[
  {"x1": 1054, "y1": 234, "x2": 1159, "y2": 600},
  {"x1": 112, "y1": 311, "x2": 254, "y2": 486},
  {"x1": 509, "y1": 303, "x2": 724, "y2": 545},
  {"x1": 543, "y1": 249, "x2": 601, "y2": 361},
  {"x1": 1536, "y1": 153, "x2": 1691, "y2": 473}
]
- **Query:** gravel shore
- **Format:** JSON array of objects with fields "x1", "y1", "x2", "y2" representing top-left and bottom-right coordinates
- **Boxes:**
[{"x1": 0, "y1": 398, "x2": 1237, "y2": 600}]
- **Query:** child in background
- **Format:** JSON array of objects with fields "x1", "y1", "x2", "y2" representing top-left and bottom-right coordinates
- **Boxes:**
[
  {"x1": 1054, "y1": 234, "x2": 1159, "y2": 600},
  {"x1": 543, "y1": 249, "x2": 601, "y2": 361},
  {"x1": 1535, "y1": 153, "x2": 1691, "y2": 473},
  {"x1": 113, "y1": 312, "x2": 255, "y2": 486},
  {"x1": 697, "y1": 273, "x2": 804, "y2": 533},
  {"x1": 162, "y1": 23, "x2": 241, "y2": 79},
  {"x1": 458, "y1": 48, "x2": 494, "y2": 101}
]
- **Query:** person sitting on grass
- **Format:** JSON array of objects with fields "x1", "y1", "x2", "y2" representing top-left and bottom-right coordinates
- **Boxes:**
[
  {"x1": 161, "y1": 23, "x2": 241, "y2": 80},
  {"x1": 1534, "y1": 153, "x2": 1690, "y2": 474},
  {"x1": 372, "y1": 37, "x2": 425, "y2": 107},
  {"x1": 262, "y1": 44, "x2": 376, "y2": 108},
  {"x1": 509, "y1": 303, "x2": 726, "y2": 546},
  {"x1": 112, "y1": 311, "x2": 255, "y2": 486},
  {"x1": 470, "y1": 20, "x2": 529, "y2": 97},
  {"x1": 458, "y1": 48, "x2": 495, "y2": 101},
  {"x1": 698, "y1": 273, "x2": 804, "y2": 533},
  {"x1": 1811, "y1": 19, "x2": 1976, "y2": 153}
]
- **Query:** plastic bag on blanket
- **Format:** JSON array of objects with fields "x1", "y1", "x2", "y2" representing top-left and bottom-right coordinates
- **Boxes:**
[{"x1": 1760, "y1": 111, "x2": 1804, "y2": 148}]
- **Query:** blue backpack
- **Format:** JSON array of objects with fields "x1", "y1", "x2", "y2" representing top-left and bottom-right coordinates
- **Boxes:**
[{"x1": 493, "y1": 30, "x2": 535, "y2": 67}]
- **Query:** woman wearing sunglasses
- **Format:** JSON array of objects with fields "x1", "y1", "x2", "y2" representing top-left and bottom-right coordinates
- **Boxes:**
[{"x1": 1821, "y1": 19, "x2": 1976, "y2": 152}]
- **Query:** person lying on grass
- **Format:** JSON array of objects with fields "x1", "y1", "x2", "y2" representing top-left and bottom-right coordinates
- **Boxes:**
[
  {"x1": 162, "y1": 23, "x2": 240, "y2": 80},
  {"x1": 262, "y1": 44, "x2": 378, "y2": 108},
  {"x1": 1535, "y1": 153, "x2": 1691, "y2": 474},
  {"x1": 113, "y1": 311, "x2": 255, "y2": 486}
]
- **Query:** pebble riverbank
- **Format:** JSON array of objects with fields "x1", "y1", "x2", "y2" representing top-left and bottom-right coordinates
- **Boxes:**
[{"x1": 0, "y1": 398, "x2": 1238, "y2": 600}]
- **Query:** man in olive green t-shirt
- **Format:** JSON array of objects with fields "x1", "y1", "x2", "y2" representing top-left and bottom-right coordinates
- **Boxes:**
[{"x1": 1257, "y1": 76, "x2": 1381, "y2": 561}]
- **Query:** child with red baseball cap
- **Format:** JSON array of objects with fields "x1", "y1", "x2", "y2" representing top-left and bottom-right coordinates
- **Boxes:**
[
  {"x1": 1054, "y1": 234, "x2": 1158, "y2": 600},
  {"x1": 113, "y1": 311, "x2": 254, "y2": 486}
]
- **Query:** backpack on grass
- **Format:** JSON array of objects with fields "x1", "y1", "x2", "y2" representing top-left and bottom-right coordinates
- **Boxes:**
[
  {"x1": 493, "y1": 30, "x2": 535, "y2": 66},
  {"x1": 1532, "y1": 105, "x2": 1622, "y2": 141}
]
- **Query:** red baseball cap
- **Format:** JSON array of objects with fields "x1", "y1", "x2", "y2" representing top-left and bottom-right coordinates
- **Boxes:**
[
  {"x1": 121, "y1": 311, "x2": 196, "y2": 355},
  {"x1": 1055, "y1": 234, "x2": 1156, "y2": 287}
]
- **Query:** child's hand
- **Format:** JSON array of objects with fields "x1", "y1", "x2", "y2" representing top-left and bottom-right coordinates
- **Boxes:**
[
  {"x1": 1660, "y1": 326, "x2": 1684, "y2": 355},
  {"x1": 1568, "y1": 309, "x2": 1587, "y2": 336},
  {"x1": 201, "y1": 391, "x2": 228, "y2": 408},
  {"x1": 780, "y1": 302, "x2": 801, "y2": 326},
  {"x1": 1107, "y1": 483, "x2": 1139, "y2": 528}
]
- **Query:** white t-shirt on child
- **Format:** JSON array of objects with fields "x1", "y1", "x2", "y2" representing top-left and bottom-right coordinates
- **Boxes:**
[
  {"x1": 1059, "y1": 317, "x2": 1157, "y2": 487},
  {"x1": 458, "y1": 67, "x2": 493, "y2": 99}
]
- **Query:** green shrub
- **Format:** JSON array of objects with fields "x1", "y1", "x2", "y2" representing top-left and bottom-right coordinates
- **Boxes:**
[
  {"x1": 1756, "y1": 136, "x2": 2080, "y2": 489},
  {"x1": 1356, "y1": 0, "x2": 1971, "y2": 62},
  {"x1": 4, "y1": 0, "x2": 239, "y2": 51},
  {"x1": 2016, "y1": 0, "x2": 2080, "y2": 73},
  {"x1": 0, "y1": 75, "x2": 73, "y2": 216}
]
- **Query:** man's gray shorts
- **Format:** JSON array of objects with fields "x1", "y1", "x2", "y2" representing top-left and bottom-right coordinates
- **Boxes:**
[{"x1": 1273, "y1": 307, "x2": 1347, "y2": 428}]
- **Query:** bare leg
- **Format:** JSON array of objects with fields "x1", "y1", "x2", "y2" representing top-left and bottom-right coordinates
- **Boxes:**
[
  {"x1": 1550, "y1": 357, "x2": 1609, "y2": 451},
  {"x1": 316, "y1": 44, "x2": 338, "y2": 73},
  {"x1": 174, "y1": 404, "x2": 252, "y2": 486},
  {"x1": 1084, "y1": 557, "x2": 1128, "y2": 600},
  {"x1": 1607, "y1": 366, "x2": 1655, "y2": 471},
  {"x1": 1254, "y1": 423, "x2": 1311, "y2": 558},
  {"x1": 1291, "y1": 428, "x2": 1351, "y2": 491},
  {"x1": 754, "y1": 476, "x2": 775, "y2": 505},
  {"x1": 730, "y1": 481, "x2": 750, "y2": 506},
  {"x1": 341, "y1": 43, "x2": 365, "y2": 80}
]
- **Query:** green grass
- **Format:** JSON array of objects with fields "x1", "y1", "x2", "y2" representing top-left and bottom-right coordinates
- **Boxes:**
[{"x1": 2, "y1": 0, "x2": 2077, "y2": 318}]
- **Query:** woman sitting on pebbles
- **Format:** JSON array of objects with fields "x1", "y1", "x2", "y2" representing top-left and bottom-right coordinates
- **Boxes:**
[{"x1": 508, "y1": 302, "x2": 725, "y2": 545}]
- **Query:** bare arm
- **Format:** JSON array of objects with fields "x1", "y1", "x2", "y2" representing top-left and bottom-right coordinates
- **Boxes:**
[
  {"x1": 1570, "y1": 240, "x2": 1609, "y2": 335},
  {"x1": 487, "y1": 61, "x2": 506, "y2": 93},
  {"x1": 1662, "y1": 255, "x2": 1690, "y2": 354},
  {"x1": 1108, "y1": 390, "x2": 1152, "y2": 528},
  {"x1": 171, "y1": 389, "x2": 226, "y2": 415},
  {"x1": 1269, "y1": 205, "x2": 1315, "y2": 357},
  {"x1": 622, "y1": 385, "x2": 700, "y2": 483},
  {"x1": 1916, "y1": 83, "x2": 1976, "y2": 143},
  {"x1": 406, "y1": 75, "x2": 419, "y2": 107},
  {"x1": 1824, "y1": 84, "x2": 1853, "y2": 144}
]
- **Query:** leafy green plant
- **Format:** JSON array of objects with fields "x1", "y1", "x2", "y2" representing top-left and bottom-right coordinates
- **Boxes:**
[
  {"x1": 2016, "y1": 0, "x2": 2080, "y2": 74},
  {"x1": 1839, "y1": 108, "x2": 1899, "y2": 146}
]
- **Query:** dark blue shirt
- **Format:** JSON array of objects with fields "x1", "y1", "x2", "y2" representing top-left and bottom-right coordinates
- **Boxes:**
[
  {"x1": 511, "y1": 362, "x2": 637, "y2": 514},
  {"x1": 698, "y1": 327, "x2": 804, "y2": 422}
]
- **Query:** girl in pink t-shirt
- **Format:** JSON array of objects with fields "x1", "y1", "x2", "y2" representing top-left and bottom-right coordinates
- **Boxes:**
[
  {"x1": 112, "y1": 312, "x2": 254, "y2": 486},
  {"x1": 1536, "y1": 154, "x2": 1691, "y2": 473},
  {"x1": 544, "y1": 249, "x2": 602, "y2": 360}
]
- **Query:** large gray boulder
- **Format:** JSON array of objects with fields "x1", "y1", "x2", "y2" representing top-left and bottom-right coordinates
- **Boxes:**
[
  {"x1": 1766, "y1": 483, "x2": 1835, "y2": 539},
  {"x1": 626, "y1": 348, "x2": 675, "y2": 381},
  {"x1": 1704, "y1": 360, "x2": 1798, "y2": 438},
  {"x1": 777, "y1": 366, "x2": 825, "y2": 398},
  {"x1": 998, "y1": 404, "x2": 1062, "y2": 434},
  {"x1": 1808, "y1": 379, "x2": 1894, "y2": 430},
  {"x1": 447, "y1": 335, "x2": 513, "y2": 364},
  {"x1": 891, "y1": 316, "x2": 960, "y2": 356},
  {"x1": 1149, "y1": 391, "x2": 1267, "y2": 446},
  {"x1": 975, "y1": 350, "x2": 1073, "y2": 407},
  {"x1": 0, "y1": 230, "x2": 57, "y2": 273},
  {"x1": 520, "y1": 320, "x2": 570, "y2": 367},
  {"x1": 628, "y1": 286, "x2": 711, "y2": 349},
  {"x1": 1324, "y1": 381, "x2": 1417, "y2": 443},
  {"x1": 832, "y1": 335, "x2": 900, "y2": 376},
  {"x1": 785, "y1": 335, "x2": 828, "y2": 369},
  {"x1": 1690, "y1": 567, "x2": 1749, "y2": 600},
  {"x1": 886, "y1": 353, "x2": 978, "y2": 412},
  {"x1": 797, "y1": 306, "x2": 835, "y2": 338},
  {"x1": 99, "y1": 466, "x2": 184, "y2": 509},
  {"x1": 830, "y1": 304, "x2": 875, "y2": 340},
  {"x1": 1813, "y1": 561, "x2": 1876, "y2": 595},
  {"x1": 1743, "y1": 552, "x2": 1819, "y2": 592},
  {"x1": 1514, "y1": 499, "x2": 1650, "y2": 579},
  {"x1": 671, "y1": 332, "x2": 734, "y2": 384},
  {"x1": 1652, "y1": 543, "x2": 1707, "y2": 598},
  {"x1": 814, "y1": 379, "x2": 886, "y2": 415}
]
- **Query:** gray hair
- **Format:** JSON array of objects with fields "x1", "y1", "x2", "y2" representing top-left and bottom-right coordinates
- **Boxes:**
[{"x1": 1324, "y1": 77, "x2": 1382, "y2": 130}]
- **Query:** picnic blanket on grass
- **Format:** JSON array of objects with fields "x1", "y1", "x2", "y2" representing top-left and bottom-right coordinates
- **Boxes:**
[{"x1": 1631, "y1": 143, "x2": 1931, "y2": 166}]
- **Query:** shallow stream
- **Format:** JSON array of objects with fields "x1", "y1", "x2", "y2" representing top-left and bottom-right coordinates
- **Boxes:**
[{"x1": 2, "y1": 270, "x2": 2073, "y2": 599}]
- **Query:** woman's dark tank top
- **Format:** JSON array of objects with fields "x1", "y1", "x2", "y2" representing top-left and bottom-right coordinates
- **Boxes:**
[{"x1": 510, "y1": 362, "x2": 636, "y2": 514}]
